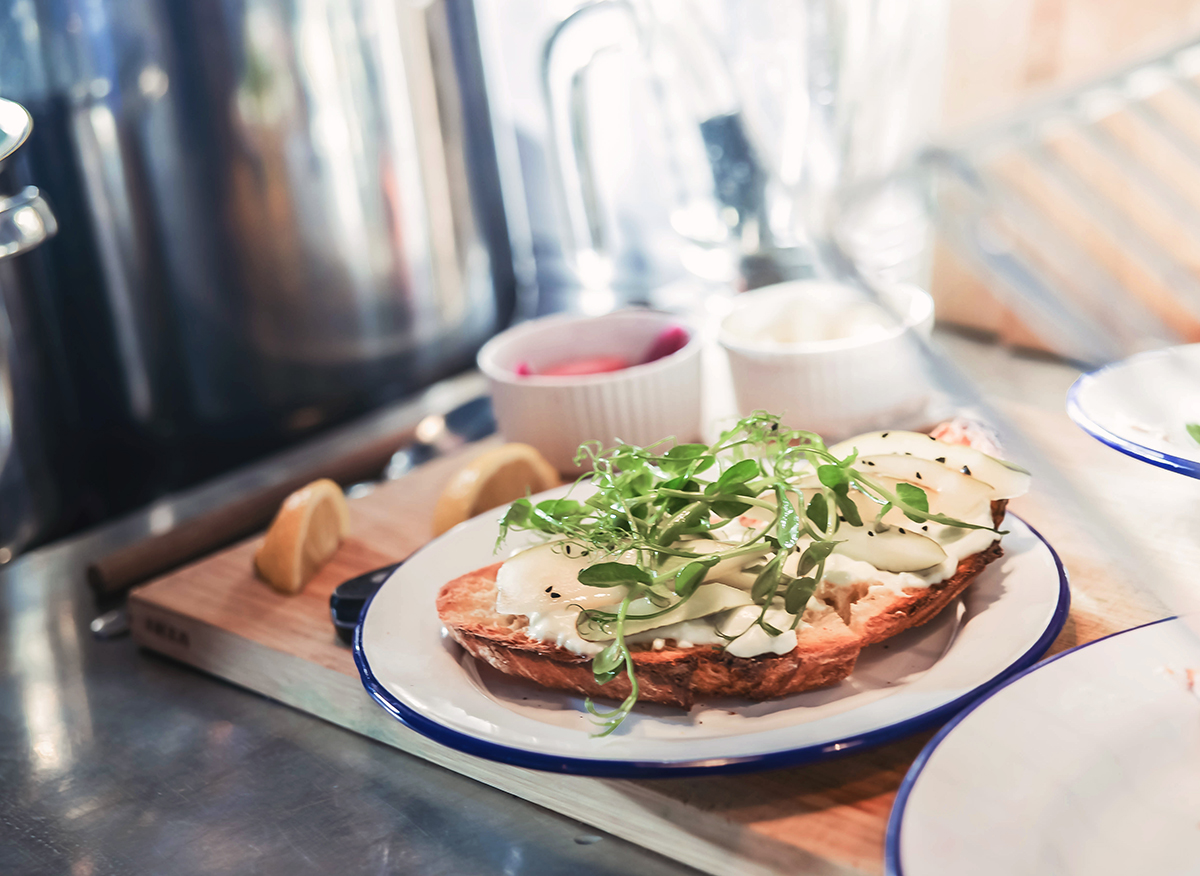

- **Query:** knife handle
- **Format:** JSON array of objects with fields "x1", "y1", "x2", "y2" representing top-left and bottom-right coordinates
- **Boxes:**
[{"x1": 86, "y1": 431, "x2": 415, "y2": 599}]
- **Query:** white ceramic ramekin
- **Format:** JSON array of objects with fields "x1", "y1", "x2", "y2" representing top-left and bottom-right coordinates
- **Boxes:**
[
  {"x1": 478, "y1": 309, "x2": 703, "y2": 473},
  {"x1": 718, "y1": 280, "x2": 935, "y2": 440}
]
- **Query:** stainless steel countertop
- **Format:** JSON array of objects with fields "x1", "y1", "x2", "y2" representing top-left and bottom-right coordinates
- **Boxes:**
[
  {"x1": 0, "y1": 342, "x2": 1083, "y2": 876},
  {"x1": 0, "y1": 373, "x2": 700, "y2": 876}
]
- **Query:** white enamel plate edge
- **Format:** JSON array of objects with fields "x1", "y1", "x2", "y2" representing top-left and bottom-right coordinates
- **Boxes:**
[
  {"x1": 889, "y1": 616, "x2": 1200, "y2": 876},
  {"x1": 355, "y1": 487, "x2": 1069, "y2": 776},
  {"x1": 1068, "y1": 342, "x2": 1200, "y2": 478}
]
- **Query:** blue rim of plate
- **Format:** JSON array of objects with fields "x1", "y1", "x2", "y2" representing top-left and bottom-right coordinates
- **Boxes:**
[
  {"x1": 1067, "y1": 350, "x2": 1200, "y2": 479},
  {"x1": 353, "y1": 516, "x2": 1071, "y2": 778},
  {"x1": 884, "y1": 615, "x2": 1176, "y2": 876}
]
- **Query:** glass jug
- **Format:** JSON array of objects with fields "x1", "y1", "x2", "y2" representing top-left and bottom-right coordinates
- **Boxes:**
[
  {"x1": 542, "y1": 0, "x2": 796, "y2": 294},
  {"x1": 540, "y1": 0, "x2": 946, "y2": 296}
]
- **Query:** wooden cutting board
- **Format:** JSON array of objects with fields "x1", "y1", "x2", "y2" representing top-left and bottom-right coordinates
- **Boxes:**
[{"x1": 129, "y1": 404, "x2": 1174, "y2": 876}]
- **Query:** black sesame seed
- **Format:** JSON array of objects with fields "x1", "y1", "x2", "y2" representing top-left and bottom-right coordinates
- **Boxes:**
[
  {"x1": 935, "y1": 456, "x2": 946, "y2": 463},
  {"x1": 867, "y1": 531, "x2": 875, "y2": 537},
  {"x1": 922, "y1": 525, "x2": 929, "y2": 531},
  {"x1": 962, "y1": 465, "x2": 972, "y2": 476},
  {"x1": 904, "y1": 451, "x2": 912, "y2": 456},
  {"x1": 550, "y1": 593, "x2": 561, "y2": 599},
  {"x1": 545, "y1": 586, "x2": 553, "y2": 593},
  {"x1": 916, "y1": 472, "x2": 923, "y2": 479},
  {"x1": 899, "y1": 528, "x2": 906, "y2": 534},
  {"x1": 838, "y1": 515, "x2": 846, "y2": 522},
  {"x1": 882, "y1": 432, "x2": 889, "y2": 438},
  {"x1": 866, "y1": 461, "x2": 875, "y2": 466},
  {"x1": 928, "y1": 434, "x2": 937, "y2": 440}
]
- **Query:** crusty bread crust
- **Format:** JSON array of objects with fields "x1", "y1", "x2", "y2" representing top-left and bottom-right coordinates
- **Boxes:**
[
  {"x1": 437, "y1": 563, "x2": 861, "y2": 708},
  {"x1": 435, "y1": 501, "x2": 1009, "y2": 708},
  {"x1": 832, "y1": 500, "x2": 1008, "y2": 646},
  {"x1": 838, "y1": 539, "x2": 1003, "y2": 646}
]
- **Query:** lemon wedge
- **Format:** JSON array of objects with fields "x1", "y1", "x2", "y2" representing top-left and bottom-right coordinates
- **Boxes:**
[
  {"x1": 255, "y1": 478, "x2": 350, "y2": 594},
  {"x1": 432, "y1": 443, "x2": 561, "y2": 536}
]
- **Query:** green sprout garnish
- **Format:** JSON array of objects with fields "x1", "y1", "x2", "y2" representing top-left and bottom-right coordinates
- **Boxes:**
[
  {"x1": 1187, "y1": 423, "x2": 1200, "y2": 446},
  {"x1": 496, "y1": 412, "x2": 999, "y2": 735}
]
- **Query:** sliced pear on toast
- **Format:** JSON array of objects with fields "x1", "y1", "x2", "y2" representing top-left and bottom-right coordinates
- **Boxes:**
[
  {"x1": 832, "y1": 525, "x2": 948, "y2": 572},
  {"x1": 797, "y1": 454, "x2": 994, "y2": 523},
  {"x1": 852, "y1": 454, "x2": 995, "y2": 520},
  {"x1": 830, "y1": 430, "x2": 1030, "y2": 499},
  {"x1": 595, "y1": 583, "x2": 754, "y2": 640}
]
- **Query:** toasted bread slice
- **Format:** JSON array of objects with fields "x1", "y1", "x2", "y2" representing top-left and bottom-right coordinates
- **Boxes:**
[
  {"x1": 435, "y1": 501, "x2": 1009, "y2": 708},
  {"x1": 821, "y1": 538, "x2": 1003, "y2": 646},
  {"x1": 819, "y1": 500, "x2": 1008, "y2": 645},
  {"x1": 437, "y1": 563, "x2": 862, "y2": 709}
]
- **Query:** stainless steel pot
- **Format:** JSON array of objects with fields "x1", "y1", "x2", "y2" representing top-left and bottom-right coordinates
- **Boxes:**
[
  {"x1": 0, "y1": 101, "x2": 56, "y2": 265},
  {"x1": 0, "y1": 0, "x2": 529, "y2": 533},
  {"x1": 0, "y1": 98, "x2": 59, "y2": 556}
]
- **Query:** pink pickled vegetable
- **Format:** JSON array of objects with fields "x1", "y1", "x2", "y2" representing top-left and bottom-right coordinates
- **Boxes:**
[
  {"x1": 512, "y1": 323, "x2": 687, "y2": 377},
  {"x1": 643, "y1": 325, "x2": 689, "y2": 363},
  {"x1": 539, "y1": 355, "x2": 629, "y2": 376}
]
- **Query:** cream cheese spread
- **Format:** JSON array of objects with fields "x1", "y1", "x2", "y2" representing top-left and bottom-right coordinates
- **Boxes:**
[{"x1": 492, "y1": 430, "x2": 1022, "y2": 660}]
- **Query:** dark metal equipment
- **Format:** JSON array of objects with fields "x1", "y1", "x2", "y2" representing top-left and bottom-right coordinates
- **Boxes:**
[{"x1": 0, "y1": 0, "x2": 530, "y2": 545}]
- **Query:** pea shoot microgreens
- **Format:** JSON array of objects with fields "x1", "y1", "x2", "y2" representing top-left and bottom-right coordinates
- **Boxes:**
[{"x1": 496, "y1": 412, "x2": 997, "y2": 735}]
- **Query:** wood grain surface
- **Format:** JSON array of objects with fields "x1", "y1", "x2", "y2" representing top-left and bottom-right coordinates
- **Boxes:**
[
  {"x1": 932, "y1": 0, "x2": 1200, "y2": 350},
  {"x1": 129, "y1": 404, "x2": 1179, "y2": 876}
]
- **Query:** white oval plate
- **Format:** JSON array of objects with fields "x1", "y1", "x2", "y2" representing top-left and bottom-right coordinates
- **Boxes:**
[
  {"x1": 887, "y1": 616, "x2": 1199, "y2": 876},
  {"x1": 1068, "y1": 343, "x2": 1200, "y2": 477},
  {"x1": 355, "y1": 492, "x2": 1069, "y2": 776}
]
